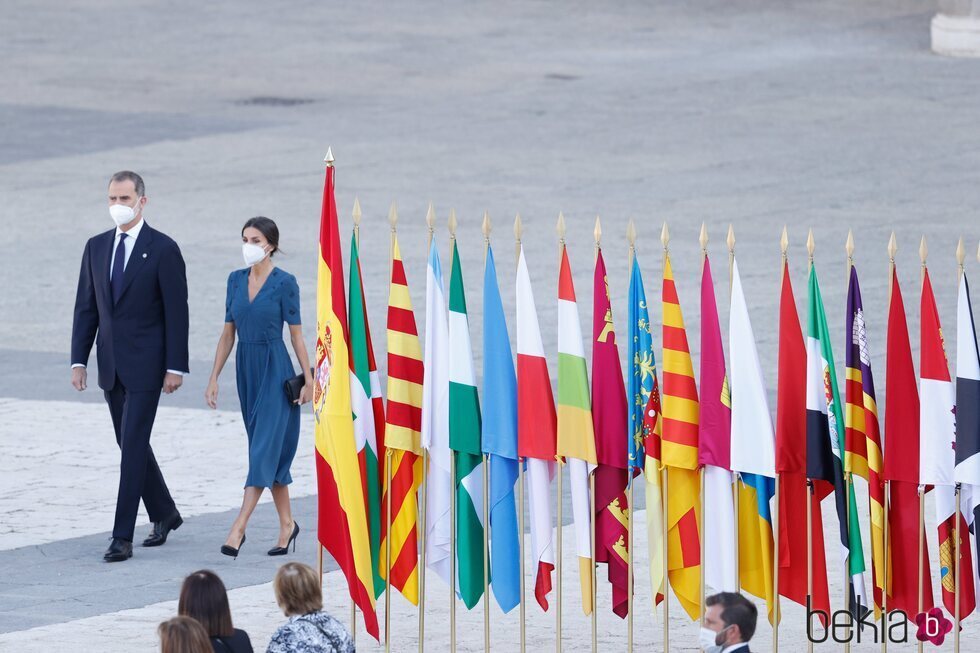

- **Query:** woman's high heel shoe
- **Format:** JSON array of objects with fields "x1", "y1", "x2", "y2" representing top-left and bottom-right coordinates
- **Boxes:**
[
  {"x1": 267, "y1": 521, "x2": 300, "y2": 556},
  {"x1": 220, "y1": 533, "x2": 246, "y2": 559}
]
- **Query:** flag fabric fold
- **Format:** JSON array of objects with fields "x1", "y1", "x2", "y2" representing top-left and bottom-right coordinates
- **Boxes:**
[
  {"x1": 556, "y1": 244, "x2": 597, "y2": 615},
  {"x1": 312, "y1": 164, "x2": 378, "y2": 639},
  {"x1": 482, "y1": 244, "x2": 521, "y2": 613},
  {"x1": 955, "y1": 272, "x2": 980, "y2": 605}
]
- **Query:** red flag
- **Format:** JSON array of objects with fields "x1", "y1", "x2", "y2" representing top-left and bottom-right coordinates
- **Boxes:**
[
  {"x1": 883, "y1": 267, "x2": 934, "y2": 617},
  {"x1": 774, "y1": 261, "x2": 830, "y2": 624}
]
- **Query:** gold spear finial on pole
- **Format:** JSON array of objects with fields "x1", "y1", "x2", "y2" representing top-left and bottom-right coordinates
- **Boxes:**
[
  {"x1": 780, "y1": 226, "x2": 789, "y2": 261},
  {"x1": 957, "y1": 237, "x2": 966, "y2": 274},
  {"x1": 807, "y1": 229, "x2": 815, "y2": 267},
  {"x1": 514, "y1": 213, "x2": 523, "y2": 265},
  {"x1": 846, "y1": 229, "x2": 855, "y2": 268},
  {"x1": 482, "y1": 211, "x2": 491, "y2": 244},
  {"x1": 448, "y1": 208, "x2": 458, "y2": 240},
  {"x1": 628, "y1": 218, "x2": 637, "y2": 259},
  {"x1": 888, "y1": 232, "x2": 897, "y2": 263},
  {"x1": 324, "y1": 147, "x2": 334, "y2": 166},
  {"x1": 557, "y1": 211, "x2": 566, "y2": 244},
  {"x1": 920, "y1": 235, "x2": 928, "y2": 265},
  {"x1": 388, "y1": 201, "x2": 398, "y2": 232},
  {"x1": 661, "y1": 221, "x2": 670, "y2": 252},
  {"x1": 352, "y1": 197, "x2": 362, "y2": 244},
  {"x1": 594, "y1": 215, "x2": 602, "y2": 246},
  {"x1": 727, "y1": 223, "x2": 735, "y2": 252},
  {"x1": 699, "y1": 222, "x2": 708, "y2": 253}
]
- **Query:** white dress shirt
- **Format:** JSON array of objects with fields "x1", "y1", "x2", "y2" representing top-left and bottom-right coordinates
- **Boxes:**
[
  {"x1": 72, "y1": 217, "x2": 184, "y2": 376},
  {"x1": 722, "y1": 643, "x2": 749, "y2": 653}
]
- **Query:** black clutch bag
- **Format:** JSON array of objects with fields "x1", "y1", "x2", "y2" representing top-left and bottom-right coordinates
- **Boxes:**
[{"x1": 284, "y1": 372, "x2": 307, "y2": 403}]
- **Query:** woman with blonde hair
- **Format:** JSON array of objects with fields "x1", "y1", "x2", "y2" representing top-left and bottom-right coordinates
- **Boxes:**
[
  {"x1": 266, "y1": 562, "x2": 353, "y2": 653},
  {"x1": 159, "y1": 616, "x2": 212, "y2": 653}
]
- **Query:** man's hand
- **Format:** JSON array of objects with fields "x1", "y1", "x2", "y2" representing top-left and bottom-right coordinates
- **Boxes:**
[
  {"x1": 71, "y1": 367, "x2": 87, "y2": 391},
  {"x1": 163, "y1": 372, "x2": 184, "y2": 394}
]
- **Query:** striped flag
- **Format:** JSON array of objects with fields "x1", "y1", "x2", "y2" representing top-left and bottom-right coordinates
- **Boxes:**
[
  {"x1": 698, "y1": 255, "x2": 737, "y2": 593},
  {"x1": 312, "y1": 161, "x2": 378, "y2": 639},
  {"x1": 380, "y1": 235, "x2": 424, "y2": 605},
  {"x1": 955, "y1": 272, "x2": 980, "y2": 599},
  {"x1": 423, "y1": 242, "x2": 452, "y2": 587},
  {"x1": 774, "y1": 259, "x2": 831, "y2": 623},
  {"x1": 882, "y1": 265, "x2": 934, "y2": 617},
  {"x1": 843, "y1": 265, "x2": 886, "y2": 616},
  {"x1": 483, "y1": 244, "x2": 521, "y2": 613},
  {"x1": 921, "y1": 268, "x2": 976, "y2": 618},
  {"x1": 806, "y1": 264, "x2": 868, "y2": 619},
  {"x1": 661, "y1": 254, "x2": 702, "y2": 621},
  {"x1": 556, "y1": 244, "x2": 597, "y2": 615},
  {"x1": 592, "y1": 249, "x2": 630, "y2": 618},
  {"x1": 348, "y1": 232, "x2": 387, "y2": 599},
  {"x1": 728, "y1": 259, "x2": 776, "y2": 621},
  {"x1": 628, "y1": 255, "x2": 665, "y2": 608},
  {"x1": 516, "y1": 244, "x2": 558, "y2": 610},
  {"x1": 448, "y1": 240, "x2": 486, "y2": 609}
]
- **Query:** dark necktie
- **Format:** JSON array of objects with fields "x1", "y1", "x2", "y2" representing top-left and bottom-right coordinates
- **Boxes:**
[{"x1": 111, "y1": 233, "x2": 128, "y2": 303}]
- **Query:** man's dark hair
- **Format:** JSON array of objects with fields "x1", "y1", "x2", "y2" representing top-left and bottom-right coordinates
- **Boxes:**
[
  {"x1": 706, "y1": 592, "x2": 757, "y2": 641},
  {"x1": 109, "y1": 170, "x2": 145, "y2": 196}
]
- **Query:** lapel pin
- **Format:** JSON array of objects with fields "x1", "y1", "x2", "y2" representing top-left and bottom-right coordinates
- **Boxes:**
[{"x1": 142, "y1": 253, "x2": 148, "y2": 259}]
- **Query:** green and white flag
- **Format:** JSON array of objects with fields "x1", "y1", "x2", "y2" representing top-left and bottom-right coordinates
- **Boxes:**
[{"x1": 448, "y1": 239, "x2": 486, "y2": 609}]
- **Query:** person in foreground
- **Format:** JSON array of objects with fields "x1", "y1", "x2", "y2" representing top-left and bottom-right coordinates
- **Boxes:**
[
  {"x1": 702, "y1": 591, "x2": 758, "y2": 653},
  {"x1": 179, "y1": 570, "x2": 254, "y2": 652},
  {"x1": 71, "y1": 171, "x2": 189, "y2": 562},
  {"x1": 205, "y1": 217, "x2": 311, "y2": 558},
  {"x1": 159, "y1": 616, "x2": 213, "y2": 653},
  {"x1": 266, "y1": 562, "x2": 354, "y2": 653}
]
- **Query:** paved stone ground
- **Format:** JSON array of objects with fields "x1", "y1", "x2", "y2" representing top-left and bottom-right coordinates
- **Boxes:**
[{"x1": 2, "y1": 0, "x2": 980, "y2": 650}]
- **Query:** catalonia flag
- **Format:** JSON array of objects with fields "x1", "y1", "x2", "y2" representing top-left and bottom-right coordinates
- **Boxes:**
[
  {"x1": 312, "y1": 158, "x2": 378, "y2": 639},
  {"x1": 661, "y1": 253, "x2": 702, "y2": 621}
]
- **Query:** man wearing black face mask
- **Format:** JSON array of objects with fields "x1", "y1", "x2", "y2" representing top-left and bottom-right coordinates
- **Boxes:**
[
  {"x1": 70, "y1": 170, "x2": 189, "y2": 562},
  {"x1": 702, "y1": 592, "x2": 758, "y2": 653}
]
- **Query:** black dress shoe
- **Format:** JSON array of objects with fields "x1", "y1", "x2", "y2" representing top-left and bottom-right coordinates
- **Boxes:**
[
  {"x1": 103, "y1": 538, "x2": 133, "y2": 562},
  {"x1": 267, "y1": 522, "x2": 300, "y2": 556},
  {"x1": 220, "y1": 533, "x2": 246, "y2": 559},
  {"x1": 142, "y1": 510, "x2": 183, "y2": 547}
]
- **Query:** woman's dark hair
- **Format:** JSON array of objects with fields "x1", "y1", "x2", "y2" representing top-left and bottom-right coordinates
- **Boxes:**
[
  {"x1": 178, "y1": 570, "x2": 234, "y2": 638},
  {"x1": 242, "y1": 216, "x2": 281, "y2": 256}
]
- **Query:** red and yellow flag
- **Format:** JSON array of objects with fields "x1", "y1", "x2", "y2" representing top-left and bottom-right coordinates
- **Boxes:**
[
  {"x1": 379, "y1": 235, "x2": 424, "y2": 605},
  {"x1": 661, "y1": 254, "x2": 702, "y2": 621},
  {"x1": 312, "y1": 159, "x2": 378, "y2": 639}
]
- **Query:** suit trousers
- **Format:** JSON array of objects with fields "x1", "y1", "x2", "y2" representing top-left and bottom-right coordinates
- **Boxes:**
[{"x1": 104, "y1": 375, "x2": 176, "y2": 541}]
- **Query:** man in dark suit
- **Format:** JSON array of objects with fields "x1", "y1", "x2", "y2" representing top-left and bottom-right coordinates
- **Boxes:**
[
  {"x1": 71, "y1": 170, "x2": 188, "y2": 562},
  {"x1": 702, "y1": 591, "x2": 757, "y2": 653}
]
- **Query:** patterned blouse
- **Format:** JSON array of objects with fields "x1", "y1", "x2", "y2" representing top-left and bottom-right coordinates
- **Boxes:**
[{"x1": 266, "y1": 612, "x2": 355, "y2": 653}]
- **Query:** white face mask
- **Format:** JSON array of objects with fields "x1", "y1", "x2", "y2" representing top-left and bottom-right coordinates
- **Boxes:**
[
  {"x1": 109, "y1": 198, "x2": 141, "y2": 227},
  {"x1": 699, "y1": 625, "x2": 731, "y2": 653},
  {"x1": 242, "y1": 242, "x2": 270, "y2": 267}
]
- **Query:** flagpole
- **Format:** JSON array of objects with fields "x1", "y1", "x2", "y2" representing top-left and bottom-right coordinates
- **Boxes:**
[
  {"x1": 843, "y1": 232, "x2": 853, "y2": 653},
  {"x1": 660, "y1": 222, "x2": 671, "y2": 653},
  {"x1": 917, "y1": 235, "x2": 927, "y2": 653},
  {"x1": 806, "y1": 230, "x2": 815, "y2": 653},
  {"x1": 955, "y1": 237, "x2": 966, "y2": 653},
  {"x1": 482, "y1": 211, "x2": 492, "y2": 653},
  {"x1": 350, "y1": 197, "x2": 364, "y2": 648},
  {"x1": 515, "y1": 213, "x2": 527, "y2": 653},
  {"x1": 449, "y1": 209, "x2": 458, "y2": 653},
  {"x1": 592, "y1": 215, "x2": 601, "y2": 653},
  {"x1": 556, "y1": 212, "x2": 567, "y2": 653},
  {"x1": 883, "y1": 232, "x2": 897, "y2": 653},
  {"x1": 728, "y1": 224, "x2": 740, "y2": 594},
  {"x1": 698, "y1": 223, "x2": 708, "y2": 638},
  {"x1": 316, "y1": 148, "x2": 333, "y2": 626},
  {"x1": 627, "y1": 218, "x2": 637, "y2": 653},
  {"x1": 420, "y1": 202, "x2": 436, "y2": 653},
  {"x1": 385, "y1": 201, "x2": 398, "y2": 653},
  {"x1": 774, "y1": 227, "x2": 789, "y2": 653}
]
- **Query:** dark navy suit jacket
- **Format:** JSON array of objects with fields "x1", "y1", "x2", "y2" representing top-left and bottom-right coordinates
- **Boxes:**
[{"x1": 71, "y1": 222, "x2": 190, "y2": 392}]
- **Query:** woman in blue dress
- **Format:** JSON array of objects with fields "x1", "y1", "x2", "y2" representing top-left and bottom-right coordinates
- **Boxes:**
[{"x1": 204, "y1": 217, "x2": 312, "y2": 558}]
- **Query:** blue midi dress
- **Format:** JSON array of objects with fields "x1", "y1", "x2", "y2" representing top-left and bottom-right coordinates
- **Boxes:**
[{"x1": 225, "y1": 267, "x2": 301, "y2": 488}]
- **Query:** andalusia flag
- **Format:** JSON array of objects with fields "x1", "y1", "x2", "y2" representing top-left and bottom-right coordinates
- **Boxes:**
[
  {"x1": 555, "y1": 243, "x2": 597, "y2": 615},
  {"x1": 448, "y1": 239, "x2": 486, "y2": 609},
  {"x1": 312, "y1": 158, "x2": 378, "y2": 639},
  {"x1": 349, "y1": 232, "x2": 386, "y2": 599}
]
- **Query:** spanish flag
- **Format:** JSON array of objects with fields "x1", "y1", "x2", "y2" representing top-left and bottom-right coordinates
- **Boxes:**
[
  {"x1": 312, "y1": 156, "x2": 378, "y2": 639},
  {"x1": 661, "y1": 253, "x2": 702, "y2": 621}
]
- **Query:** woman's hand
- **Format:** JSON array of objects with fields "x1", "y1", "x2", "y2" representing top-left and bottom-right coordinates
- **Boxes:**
[
  {"x1": 297, "y1": 382, "x2": 313, "y2": 406},
  {"x1": 205, "y1": 378, "x2": 219, "y2": 409}
]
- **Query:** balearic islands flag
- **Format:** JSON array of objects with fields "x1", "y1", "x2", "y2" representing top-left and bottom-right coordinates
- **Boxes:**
[
  {"x1": 806, "y1": 264, "x2": 868, "y2": 619},
  {"x1": 628, "y1": 254, "x2": 665, "y2": 608},
  {"x1": 482, "y1": 244, "x2": 521, "y2": 613},
  {"x1": 556, "y1": 244, "x2": 597, "y2": 615},
  {"x1": 728, "y1": 259, "x2": 776, "y2": 621},
  {"x1": 348, "y1": 232, "x2": 386, "y2": 600},
  {"x1": 661, "y1": 253, "x2": 702, "y2": 621},
  {"x1": 448, "y1": 239, "x2": 486, "y2": 609},
  {"x1": 592, "y1": 249, "x2": 630, "y2": 618},
  {"x1": 517, "y1": 244, "x2": 558, "y2": 610},
  {"x1": 955, "y1": 272, "x2": 980, "y2": 591},
  {"x1": 422, "y1": 241, "x2": 452, "y2": 587},
  {"x1": 698, "y1": 254, "x2": 737, "y2": 594},
  {"x1": 312, "y1": 160, "x2": 378, "y2": 639},
  {"x1": 921, "y1": 267, "x2": 976, "y2": 618}
]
